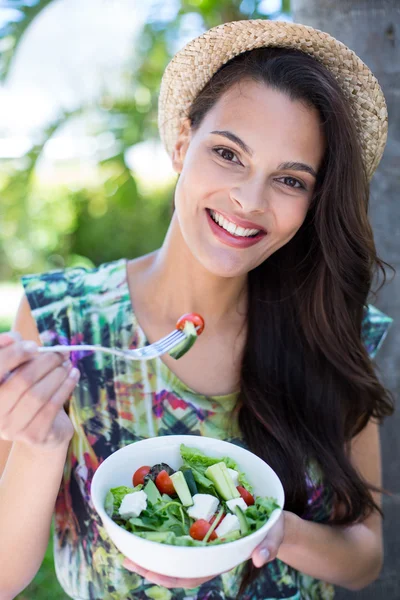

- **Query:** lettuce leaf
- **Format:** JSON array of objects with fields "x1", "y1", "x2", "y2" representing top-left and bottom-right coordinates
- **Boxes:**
[
  {"x1": 127, "y1": 496, "x2": 191, "y2": 537},
  {"x1": 180, "y1": 444, "x2": 253, "y2": 493},
  {"x1": 244, "y1": 496, "x2": 281, "y2": 533}
]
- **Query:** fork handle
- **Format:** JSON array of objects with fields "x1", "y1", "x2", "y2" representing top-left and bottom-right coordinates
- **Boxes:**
[
  {"x1": 37, "y1": 345, "x2": 130, "y2": 360},
  {"x1": 37, "y1": 345, "x2": 96, "y2": 353}
]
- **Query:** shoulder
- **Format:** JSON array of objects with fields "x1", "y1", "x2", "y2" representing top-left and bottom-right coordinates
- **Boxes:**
[{"x1": 20, "y1": 258, "x2": 127, "y2": 310}]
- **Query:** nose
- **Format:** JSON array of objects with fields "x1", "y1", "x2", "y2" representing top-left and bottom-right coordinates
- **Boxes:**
[{"x1": 229, "y1": 177, "x2": 266, "y2": 214}]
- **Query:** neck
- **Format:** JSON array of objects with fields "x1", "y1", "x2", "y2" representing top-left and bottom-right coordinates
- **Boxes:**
[{"x1": 141, "y1": 214, "x2": 248, "y2": 328}]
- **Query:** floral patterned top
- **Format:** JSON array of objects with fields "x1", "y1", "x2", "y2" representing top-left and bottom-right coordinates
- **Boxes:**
[{"x1": 21, "y1": 258, "x2": 392, "y2": 600}]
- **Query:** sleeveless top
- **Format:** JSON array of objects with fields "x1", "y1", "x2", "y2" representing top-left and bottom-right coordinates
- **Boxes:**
[{"x1": 21, "y1": 258, "x2": 393, "y2": 600}]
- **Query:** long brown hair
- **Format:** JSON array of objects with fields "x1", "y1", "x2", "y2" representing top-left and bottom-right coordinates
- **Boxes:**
[{"x1": 187, "y1": 47, "x2": 394, "y2": 593}]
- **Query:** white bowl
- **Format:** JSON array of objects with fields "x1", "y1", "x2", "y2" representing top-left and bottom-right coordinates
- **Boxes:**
[{"x1": 91, "y1": 435, "x2": 284, "y2": 578}]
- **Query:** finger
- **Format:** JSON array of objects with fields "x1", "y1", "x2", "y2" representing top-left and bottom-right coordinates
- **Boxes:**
[
  {"x1": 251, "y1": 534, "x2": 280, "y2": 567},
  {"x1": 0, "y1": 351, "x2": 68, "y2": 418},
  {"x1": 122, "y1": 559, "x2": 214, "y2": 589},
  {"x1": 0, "y1": 333, "x2": 31, "y2": 384},
  {"x1": 12, "y1": 368, "x2": 80, "y2": 445},
  {"x1": 252, "y1": 510, "x2": 286, "y2": 568},
  {"x1": 0, "y1": 340, "x2": 40, "y2": 383},
  {"x1": 0, "y1": 361, "x2": 76, "y2": 438},
  {"x1": 0, "y1": 331, "x2": 22, "y2": 347}
]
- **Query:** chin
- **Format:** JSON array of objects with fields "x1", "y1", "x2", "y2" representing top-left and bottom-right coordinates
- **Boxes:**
[{"x1": 198, "y1": 251, "x2": 254, "y2": 279}]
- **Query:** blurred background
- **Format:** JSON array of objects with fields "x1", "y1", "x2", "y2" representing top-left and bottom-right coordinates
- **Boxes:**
[{"x1": 0, "y1": 0, "x2": 398, "y2": 598}]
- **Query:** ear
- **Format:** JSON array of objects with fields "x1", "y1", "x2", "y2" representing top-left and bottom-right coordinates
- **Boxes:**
[{"x1": 171, "y1": 118, "x2": 191, "y2": 174}]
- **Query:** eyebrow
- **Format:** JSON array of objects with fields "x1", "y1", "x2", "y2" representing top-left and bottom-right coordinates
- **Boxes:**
[
  {"x1": 211, "y1": 130, "x2": 253, "y2": 156},
  {"x1": 210, "y1": 130, "x2": 317, "y2": 178}
]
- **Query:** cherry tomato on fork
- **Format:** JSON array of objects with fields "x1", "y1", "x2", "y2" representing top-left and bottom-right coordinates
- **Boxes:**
[
  {"x1": 176, "y1": 313, "x2": 205, "y2": 335},
  {"x1": 132, "y1": 466, "x2": 151, "y2": 487}
]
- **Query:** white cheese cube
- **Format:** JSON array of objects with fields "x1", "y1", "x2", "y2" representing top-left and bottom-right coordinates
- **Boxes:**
[
  {"x1": 226, "y1": 497, "x2": 248, "y2": 513},
  {"x1": 187, "y1": 494, "x2": 219, "y2": 522},
  {"x1": 119, "y1": 490, "x2": 147, "y2": 519},
  {"x1": 215, "y1": 514, "x2": 241, "y2": 538},
  {"x1": 227, "y1": 468, "x2": 239, "y2": 487}
]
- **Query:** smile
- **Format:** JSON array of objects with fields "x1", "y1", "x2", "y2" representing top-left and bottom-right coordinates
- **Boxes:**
[
  {"x1": 208, "y1": 209, "x2": 261, "y2": 238},
  {"x1": 206, "y1": 209, "x2": 267, "y2": 249}
]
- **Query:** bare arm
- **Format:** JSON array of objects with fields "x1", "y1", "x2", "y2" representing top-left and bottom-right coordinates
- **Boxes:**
[
  {"x1": 277, "y1": 419, "x2": 383, "y2": 590},
  {"x1": 0, "y1": 295, "x2": 77, "y2": 600}
]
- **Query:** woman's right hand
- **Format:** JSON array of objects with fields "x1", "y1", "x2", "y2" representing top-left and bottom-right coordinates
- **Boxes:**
[{"x1": 0, "y1": 331, "x2": 80, "y2": 450}]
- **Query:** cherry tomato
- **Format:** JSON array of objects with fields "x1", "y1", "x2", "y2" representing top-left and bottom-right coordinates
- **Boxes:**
[
  {"x1": 237, "y1": 486, "x2": 255, "y2": 506},
  {"x1": 176, "y1": 313, "x2": 205, "y2": 335},
  {"x1": 189, "y1": 519, "x2": 217, "y2": 541},
  {"x1": 132, "y1": 466, "x2": 151, "y2": 487},
  {"x1": 155, "y1": 470, "x2": 175, "y2": 495}
]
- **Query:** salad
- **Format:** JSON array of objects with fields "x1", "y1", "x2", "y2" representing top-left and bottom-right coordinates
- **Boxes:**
[
  {"x1": 104, "y1": 444, "x2": 280, "y2": 547},
  {"x1": 169, "y1": 313, "x2": 205, "y2": 360}
]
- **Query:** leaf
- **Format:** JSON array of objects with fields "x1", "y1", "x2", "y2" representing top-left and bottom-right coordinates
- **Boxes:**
[
  {"x1": 180, "y1": 443, "x2": 254, "y2": 493},
  {"x1": 244, "y1": 497, "x2": 281, "y2": 532}
]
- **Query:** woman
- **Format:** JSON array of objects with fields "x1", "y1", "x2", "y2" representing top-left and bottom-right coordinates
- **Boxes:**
[{"x1": 0, "y1": 19, "x2": 394, "y2": 600}]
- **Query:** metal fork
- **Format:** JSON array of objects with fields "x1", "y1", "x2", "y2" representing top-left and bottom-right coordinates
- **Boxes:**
[{"x1": 36, "y1": 328, "x2": 188, "y2": 361}]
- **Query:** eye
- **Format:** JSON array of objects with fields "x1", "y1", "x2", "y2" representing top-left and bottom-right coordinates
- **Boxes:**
[
  {"x1": 213, "y1": 147, "x2": 242, "y2": 165},
  {"x1": 276, "y1": 176, "x2": 305, "y2": 190}
]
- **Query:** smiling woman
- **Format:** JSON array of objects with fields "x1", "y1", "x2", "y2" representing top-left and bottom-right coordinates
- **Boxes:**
[{"x1": 0, "y1": 18, "x2": 394, "y2": 600}]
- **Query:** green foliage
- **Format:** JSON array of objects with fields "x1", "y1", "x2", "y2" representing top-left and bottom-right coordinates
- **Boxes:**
[{"x1": 0, "y1": 0, "x2": 285, "y2": 282}]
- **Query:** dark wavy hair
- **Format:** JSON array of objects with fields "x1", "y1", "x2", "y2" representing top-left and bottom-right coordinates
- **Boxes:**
[{"x1": 186, "y1": 47, "x2": 394, "y2": 594}]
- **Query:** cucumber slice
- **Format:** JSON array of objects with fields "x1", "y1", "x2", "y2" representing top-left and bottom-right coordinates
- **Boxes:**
[
  {"x1": 104, "y1": 491, "x2": 114, "y2": 517},
  {"x1": 169, "y1": 321, "x2": 198, "y2": 360},
  {"x1": 216, "y1": 529, "x2": 241, "y2": 544},
  {"x1": 170, "y1": 471, "x2": 193, "y2": 507},
  {"x1": 143, "y1": 479, "x2": 162, "y2": 506},
  {"x1": 180, "y1": 467, "x2": 198, "y2": 496},
  {"x1": 205, "y1": 462, "x2": 240, "y2": 501},
  {"x1": 234, "y1": 505, "x2": 249, "y2": 535}
]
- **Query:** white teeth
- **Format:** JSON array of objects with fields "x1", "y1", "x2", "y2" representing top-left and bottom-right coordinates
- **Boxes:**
[
  {"x1": 227, "y1": 221, "x2": 236, "y2": 235},
  {"x1": 209, "y1": 210, "x2": 261, "y2": 238}
]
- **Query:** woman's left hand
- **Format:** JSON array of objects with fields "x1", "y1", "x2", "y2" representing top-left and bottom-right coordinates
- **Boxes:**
[
  {"x1": 123, "y1": 510, "x2": 289, "y2": 588},
  {"x1": 251, "y1": 509, "x2": 286, "y2": 567}
]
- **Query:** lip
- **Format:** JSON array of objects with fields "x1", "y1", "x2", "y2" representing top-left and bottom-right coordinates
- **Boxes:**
[
  {"x1": 208, "y1": 208, "x2": 267, "y2": 233},
  {"x1": 206, "y1": 209, "x2": 267, "y2": 249}
]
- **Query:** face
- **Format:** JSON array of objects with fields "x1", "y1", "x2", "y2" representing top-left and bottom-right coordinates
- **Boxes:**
[{"x1": 172, "y1": 80, "x2": 325, "y2": 278}]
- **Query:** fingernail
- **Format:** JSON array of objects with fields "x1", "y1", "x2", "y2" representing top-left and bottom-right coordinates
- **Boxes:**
[
  {"x1": 69, "y1": 367, "x2": 80, "y2": 380},
  {"x1": 62, "y1": 359, "x2": 72, "y2": 369},
  {"x1": 22, "y1": 341, "x2": 38, "y2": 353},
  {"x1": 259, "y1": 548, "x2": 270, "y2": 564},
  {"x1": 0, "y1": 332, "x2": 21, "y2": 346}
]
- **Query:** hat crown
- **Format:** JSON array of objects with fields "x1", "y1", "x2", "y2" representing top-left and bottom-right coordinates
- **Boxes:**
[{"x1": 158, "y1": 19, "x2": 387, "y2": 180}]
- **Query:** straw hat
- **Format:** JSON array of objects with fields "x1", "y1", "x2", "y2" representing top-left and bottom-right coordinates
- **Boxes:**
[{"x1": 158, "y1": 20, "x2": 387, "y2": 180}]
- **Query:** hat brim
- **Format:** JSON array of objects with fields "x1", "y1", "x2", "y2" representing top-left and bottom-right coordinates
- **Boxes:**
[{"x1": 158, "y1": 20, "x2": 387, "y2": 180}]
